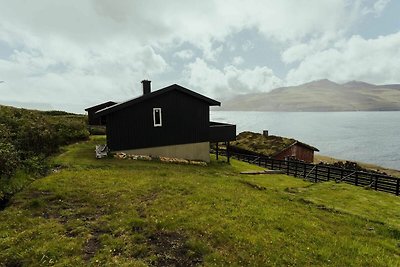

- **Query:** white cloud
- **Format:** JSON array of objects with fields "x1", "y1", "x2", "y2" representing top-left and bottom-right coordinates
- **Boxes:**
[
  {"x1": 362, "y1": 0, "x2": 391, "y2": 16},
  {"x1": 185, "y1": 58, "x2": 283, "y2": 97},
  {"x1": 281, "y1": 33, "x2": 341, "y2": 64},
  {"x1": 0, "y1": 0, "x2": 396, "y2": 112},
  {"x1": 242, "y1": 40, "x2": 254, "y2": 51},
  {"x1": 286, "y1": 32, "x2": 400, "y2": 85},
  {"x1": 232, "y1": 56, "x2": 244, "y2": 66},
  {"x1": 174, "y1": 49, "x2": 194, "y2": 60}
]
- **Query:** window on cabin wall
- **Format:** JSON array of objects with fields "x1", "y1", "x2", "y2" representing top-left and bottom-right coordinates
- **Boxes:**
[{"x1": 153, "y1": 108, "x2": 162, "y2": 127}]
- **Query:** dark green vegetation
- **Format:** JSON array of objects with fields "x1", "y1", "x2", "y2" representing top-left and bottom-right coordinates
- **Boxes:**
[
  {"x1": 221, "y1": 79, "x2": 400, "y2": 111},
  {"x1": 0, "y1": 136, "x2": 399, "y2": 266},
  {"x1": 0, "y1": 105, "x2": 89, "y2": 202},
  {"x1": 230, "y1": 131, "x2": 296, "y2": 156}
]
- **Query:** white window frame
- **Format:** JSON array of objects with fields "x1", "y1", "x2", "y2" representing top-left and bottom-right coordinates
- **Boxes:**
[{"x1": 153, "y1": 108, "x2": 162, "y2": 127}]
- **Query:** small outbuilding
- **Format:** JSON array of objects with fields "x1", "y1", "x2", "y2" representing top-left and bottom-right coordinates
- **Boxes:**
[
  {"x1": 229, "y1": 131, "x2": 319, "y2": 163},
  {"x1": 90, "y1": 80, "x2": 236, "y2": 162}
]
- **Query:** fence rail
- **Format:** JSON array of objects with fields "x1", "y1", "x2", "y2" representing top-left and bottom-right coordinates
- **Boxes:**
[{"x1": 215, "y1": 150, "x2": 400, "y2": 196}]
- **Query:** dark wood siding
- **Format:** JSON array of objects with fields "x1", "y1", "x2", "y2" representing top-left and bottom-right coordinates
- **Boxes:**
[
  {"x1": 209, "y1": 122, "x2": 236, "y2": 142},
  {"x1": 86, "y1": 102, "x2": 116, "y2": 125},
  {"x1": 106, "y1": 90, "x2": 210, "y2": 151}
]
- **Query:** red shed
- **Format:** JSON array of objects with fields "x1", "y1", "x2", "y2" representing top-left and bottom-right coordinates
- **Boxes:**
[
  {"x1": 230, "y1": 131, "x2": 319, "y2": 163},
  {"x1": 273, "y1": 141, "x2": 319, "y2": 163}
]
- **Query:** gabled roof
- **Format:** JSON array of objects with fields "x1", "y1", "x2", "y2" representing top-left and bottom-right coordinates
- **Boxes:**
[
  {"x1": 274, "y1": 140, "x2": 319, "y2": 156},
  {"x1": 230, "y1": 131, "x2": 319, "y2": 157},
  {"x1": 95, "y1": 84, "x2": 220, "y2": 117},
  {"x1": 84, "y1": 101, "x2": 118, "y2": 111}
]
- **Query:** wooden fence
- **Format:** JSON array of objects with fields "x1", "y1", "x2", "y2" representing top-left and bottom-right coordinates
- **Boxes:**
[{"x1": 215, "y1": 150, "x2": 400, "y2": 196}]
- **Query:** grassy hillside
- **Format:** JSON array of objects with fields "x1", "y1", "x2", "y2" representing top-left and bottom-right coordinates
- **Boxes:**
[
  {"x1": 0, "y1": 137, "x2": 399, "y2": 266},
  {"x1": 221, "y1": 79, "x2": 400, "y2": 111},
  {"x1": 0, "y1": 105, "x2": 89, "y2": 202}
]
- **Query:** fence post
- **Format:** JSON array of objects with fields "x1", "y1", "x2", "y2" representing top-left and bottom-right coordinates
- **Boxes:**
[
  {"x1": 327, "y1": 167, "x2": 330, "y2": 181},
  {"x1": 278, "y1": 160, "x2": 281, "y2": 169},
  {"x1": 314, "y1": 165, "x2": 318, "y2": 182},
  {"x1": 294, "y1": 161, "x2": 298, "y2": 177},
  {"x1": 226, "y1": 142, "x2": 230, "y2": 163},
  {"x1": 375, "y1": 175, "x2": 378, "y2": 190},
  {"x1": 396, "y1": 179, "x2": 399, "y2": 196},
  {"x1": 355, "y1": 172, "x2": 358, "y2": 186},
  {"x1": 286, "y1": 160, "x2": 290, "y2": 175},
  {"x1": 340, "y1": 169, "x2": 344, "y2": 182},
  {"x1": 258, "y1": 156, "x2": 261, "y2": 167},
  {"x1": 303, "y1": 164, "x2": 307, "y2": 178},
  {"x1": 271, "y1": 159, "x2": 274, "y2": 169}
]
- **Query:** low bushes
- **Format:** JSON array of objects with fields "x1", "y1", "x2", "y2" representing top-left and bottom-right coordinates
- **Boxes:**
[{"x1": 0, "y1": 105, "x2": 89, "y2": 201}]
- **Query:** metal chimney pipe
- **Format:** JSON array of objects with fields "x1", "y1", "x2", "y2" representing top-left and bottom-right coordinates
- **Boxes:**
[{"x1": 141, "y1": 80, "x2": 151, "y2": 95}]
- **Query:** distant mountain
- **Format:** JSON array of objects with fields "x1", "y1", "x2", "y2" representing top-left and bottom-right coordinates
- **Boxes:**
[{"x1": 220, "y1": 80, "x2": 400, "y2": 111}]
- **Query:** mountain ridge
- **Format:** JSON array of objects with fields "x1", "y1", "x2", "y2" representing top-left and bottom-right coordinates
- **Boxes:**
[{"x1": 220, "y1": 79, "x2": 400, "y2": 111}]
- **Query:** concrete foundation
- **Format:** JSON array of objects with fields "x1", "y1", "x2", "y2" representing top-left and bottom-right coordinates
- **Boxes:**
[{"x1": 114, "y1": 142, "x2": 210, "y2": 162}]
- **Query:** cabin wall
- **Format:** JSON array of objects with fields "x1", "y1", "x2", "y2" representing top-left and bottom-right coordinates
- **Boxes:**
[
  {"x1": 273, "y1": 145, "x2": 315, "y2": 163},
  {"x1": 106, "y1": 90, "x2": 210, "y2": 151}
]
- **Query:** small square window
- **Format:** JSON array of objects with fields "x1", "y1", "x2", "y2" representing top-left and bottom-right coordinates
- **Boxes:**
[{"x1": 153, "y1": 108, "x2": 162, "y2": 127}]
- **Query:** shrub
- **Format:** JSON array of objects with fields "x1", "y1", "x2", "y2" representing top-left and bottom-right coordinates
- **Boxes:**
[
  {"x1": 0, "y1": 105, "x2": 89, "y2": 198},
  {"x1": 0, "y1": 142, "x2": 20, "y2": 179}
]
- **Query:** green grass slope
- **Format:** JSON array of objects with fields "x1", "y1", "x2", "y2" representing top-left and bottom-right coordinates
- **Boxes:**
[{"x1": 0, "y1": 137, "x2": 399, "y2": 266}]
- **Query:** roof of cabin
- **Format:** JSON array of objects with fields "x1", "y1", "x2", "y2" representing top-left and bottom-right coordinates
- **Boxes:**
[
  {"x1": 230, "y1": 131, "x2": 319, "y2": 157},
  {"x1": 84, "y1": 101, "x2": 118, "y2": 111},
  {"x1": 95, "y1": 84, "x2": 220, "y2": 117}
]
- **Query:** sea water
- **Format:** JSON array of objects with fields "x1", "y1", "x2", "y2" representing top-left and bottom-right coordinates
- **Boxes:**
[{"x1": 211, "y1": 111, "x2": 400, "y2": 170}]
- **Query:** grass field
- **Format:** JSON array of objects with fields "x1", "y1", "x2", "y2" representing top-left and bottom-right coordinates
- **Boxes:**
[{"x1": 0, "y1": 137, "x2": 399, "y2": 266}]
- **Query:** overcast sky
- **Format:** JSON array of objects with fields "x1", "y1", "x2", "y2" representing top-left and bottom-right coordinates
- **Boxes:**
[{"x1": 1, "y1": 0, "x2": 400, "y2": 112}]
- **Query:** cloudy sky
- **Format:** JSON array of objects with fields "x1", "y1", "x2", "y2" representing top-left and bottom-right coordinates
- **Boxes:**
[{"x1": 1, "y1": 0, "x2": 400, "y2": 112}]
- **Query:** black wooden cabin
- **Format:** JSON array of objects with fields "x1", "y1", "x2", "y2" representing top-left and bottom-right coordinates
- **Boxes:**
[
  {"x1": 93, "y1": 80, "x2": 235, "y2": 162},
  {"x1": 85, "y1": 101, "x2": 117, "y2": 125}
]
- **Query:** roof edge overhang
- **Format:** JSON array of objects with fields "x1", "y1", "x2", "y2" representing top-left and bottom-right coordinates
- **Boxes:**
[
  {"x1": 84, "y1": 101, "x2": 117, "y2": 111},
  {"x1": 95, "y1": 84, "x2": 220, "y2": 117},
  {"x1": 272, "y1": 141, "x2": 319, "y2": 157}
]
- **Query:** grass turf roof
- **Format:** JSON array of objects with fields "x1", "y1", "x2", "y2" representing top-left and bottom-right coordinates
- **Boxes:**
[{"x1": 230, "y1": 131, "x2": 299, "y2": 156}]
